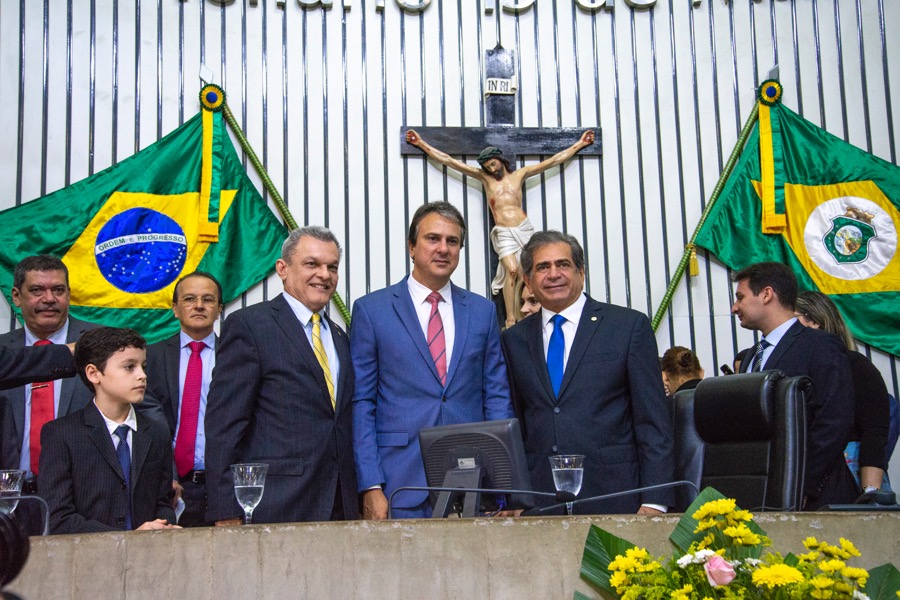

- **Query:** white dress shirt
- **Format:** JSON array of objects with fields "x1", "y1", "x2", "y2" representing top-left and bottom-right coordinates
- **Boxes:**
[
  {"x1": 407, "y1": 275, "x2": 455, "y2": 369},
  {"x1": 282, "y1": 292, "x2": 341, "y2": 398}
]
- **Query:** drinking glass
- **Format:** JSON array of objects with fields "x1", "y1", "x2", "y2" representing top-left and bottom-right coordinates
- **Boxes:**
[
  {"x1": 548, "y1": 455, "x2": 584, "y2": 515},
  {"x1": 0, "y1": 470, "x2": 25, "y2": 515},
  {"x1": 231, "y1": 463, "x2": 268, "y2": 525}
]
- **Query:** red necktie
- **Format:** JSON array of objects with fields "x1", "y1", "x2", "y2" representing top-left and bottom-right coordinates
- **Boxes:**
[
  {"x1": 29, "y1": 339, "x2": 55, "y2": 475},
  {"x1": 426, "y1": 292, "x2": 447, "y2": 386},
  {"x1": 174, "y1": 341, "x2": 205, "y2": 478}
]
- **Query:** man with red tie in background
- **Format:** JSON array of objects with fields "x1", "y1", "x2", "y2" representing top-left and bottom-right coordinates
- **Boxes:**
[
  {"x1": 144, "y1": 271, "x2": 223, "y2": 526},
  {"x1": 0, "y1": 256, "x2": 99, "y2": 517}
]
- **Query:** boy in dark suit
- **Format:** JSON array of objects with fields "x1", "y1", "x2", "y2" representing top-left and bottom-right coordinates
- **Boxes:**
[{"x1": 38, "y1": 327, "x2": 179, "y2": 534}]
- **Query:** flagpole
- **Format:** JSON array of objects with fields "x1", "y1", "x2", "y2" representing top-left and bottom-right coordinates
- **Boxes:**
[
  {"x1": 650, "y1": 103, "x2": 760, "y2": 332},
  {"x1": 220, "y1": 102, "x2": 353, "y2": 326}
]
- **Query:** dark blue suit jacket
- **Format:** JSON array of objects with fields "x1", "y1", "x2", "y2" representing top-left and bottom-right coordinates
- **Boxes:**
[
  {"x1": 502, "y1": 296, "x2": 674, "y2": 514},
  {"x1": 38, "y1": 401, "x2": 175, "y2": 534},
  {"x1": 204, "y1": 294, "x2": 359, "y2": 523},
  {"x1": 740, "y1": 320, "x2": 857, "y2": 508},
  {"x1": 350, "y1": 277, "x2": 513, "y2": 509}
]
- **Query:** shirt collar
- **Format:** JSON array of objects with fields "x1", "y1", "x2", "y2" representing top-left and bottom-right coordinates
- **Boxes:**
[
  {"x1": 281, "y1": 291, "x2": 326, "y2": 329},
  {"x1": 24, "y1": 319, "x2": 69, "y2": 346},
  {"x1": 763, "y1": 317, "x2": 797, "y2": 347},
  {"x1": 95, "y1": 400, "x2": 138, "y2": 435},
  {"x1": 540, "y1": 292, "x2": 587, "y2": 328},
  {"x1": 179, "y1": 330, "x2": 216, "y2": 350},
  {"x1": 407, "y1": 275, "x2": 453, "y2": 307}
]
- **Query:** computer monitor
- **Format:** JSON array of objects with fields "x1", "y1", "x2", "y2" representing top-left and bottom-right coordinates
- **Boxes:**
[{"x1": 418, "y1": 418, "x2": 534, "y2": 518}]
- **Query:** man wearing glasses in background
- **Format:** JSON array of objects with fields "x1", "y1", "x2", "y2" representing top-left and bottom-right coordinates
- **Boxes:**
[{"x1": 144, "y1": 271, "x2": 224, "y2": 527}]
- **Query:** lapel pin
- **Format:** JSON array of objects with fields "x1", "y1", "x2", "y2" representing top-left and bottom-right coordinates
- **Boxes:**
[{"x1": 591, "y1": 316, "x2": 597, "y2": 321}]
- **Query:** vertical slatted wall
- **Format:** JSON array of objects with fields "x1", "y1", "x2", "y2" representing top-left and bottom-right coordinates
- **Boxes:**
[{"x1": 0, "y1": 0, "x2": 897, "y2": 480}]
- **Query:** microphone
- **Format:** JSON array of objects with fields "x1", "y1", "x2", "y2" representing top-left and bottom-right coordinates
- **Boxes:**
[
  {"x1": 520, "y1": 480, "x2": 700, "y2": 516},
  {"x1": 387, "y1": 485, "x2": 558, "y2": 519}
]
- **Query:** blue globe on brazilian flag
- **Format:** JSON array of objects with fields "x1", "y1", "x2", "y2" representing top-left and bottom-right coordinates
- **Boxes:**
[
  {"x1": 696, "y1": 81, "x2": 900, "y2": 356},
  {"x1": 0, "y1": 85, "x2": 287, "y2": 343}
]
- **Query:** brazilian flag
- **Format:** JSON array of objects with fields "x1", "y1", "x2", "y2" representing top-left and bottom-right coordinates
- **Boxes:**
[
  {"x1": 0, "y1": 86, "x2": 287, "y2": 343},
  {"x1": 696, "y1": 80, "x2": 900, "y2": 356}
]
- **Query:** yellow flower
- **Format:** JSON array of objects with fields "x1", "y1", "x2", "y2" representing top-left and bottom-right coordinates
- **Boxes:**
[
  {"x1": 841, "y1": 566, "x2": 868, "y2": 585},
  {"x1": 692, "y1": 498, "x2": 737, "y2": 521},
  {"x1": 671, "y1": 584, "x2": 693, "y2": 600},
  {"x1": 723, "y1": 523, "x2": 762, "y2": 545},
  {"x1": 694, "y1": 518, "x2": 718, "y2": 533},
  {"x1": 839, "y1": 538, "x2": 861, "y2": 558},
  {"x1": 818, "y1": 559, "x2": 846, "y2": 573},
  {"x1": 609, "y1": 570, "x2": 629, "y2": 590},
  {"x1": 609, "y1": 555, "x2": 637, "y2": 573},
  {"x1": 810, "y1": 576, "x2": 834, "y2": 589},
  {"x1": 729, "y1": 509, "x2": 753, "y2": 522},
  {"x1": 697, "y1": 533, "x2": 715, "y2": 550},
  {"x1": 804, "y1": 536, "x2": 823, "y2": 549},
  {"x1": 626, "y1": 547, "x2": 650, "y2": 561},
  {"x1": 751, "y1": 563, "x2": 804, "y2": 588},
  {"x1": 798, "y1": 551, "x2": 820, "y2": 562},
  {"x1": 810, "y1": 589, "x2": 833, "y2": 599}
]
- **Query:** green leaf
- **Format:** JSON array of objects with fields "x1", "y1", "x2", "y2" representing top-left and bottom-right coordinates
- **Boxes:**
[
  {"x1": 580, "y1": 524, "x2": 637, "y2": 596},
  {"x1": 668, "y1": 487, "x2": 768, "y2": 558},
  {"x1": 573, "y1": 592, "x2": 595, "y2": 600},
  {"x1": 864, "y1": 563, "x2": 900, "y2": 600}
]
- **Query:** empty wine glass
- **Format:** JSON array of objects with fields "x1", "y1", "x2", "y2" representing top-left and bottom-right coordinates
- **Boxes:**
[
  {"x1": 231, "y1": 463, "x2": 268, "y2": 525},
  {"x1": 0, "y1": 470, "x2": 25, "y2": 515},
  {"x1": 548, "y1": 455, "x2": 584, "y2": 515}
]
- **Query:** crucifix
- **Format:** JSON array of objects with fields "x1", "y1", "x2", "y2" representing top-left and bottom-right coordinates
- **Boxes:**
[{"x1": 402, "y1": 44, "x2": 601, "y2": 329}]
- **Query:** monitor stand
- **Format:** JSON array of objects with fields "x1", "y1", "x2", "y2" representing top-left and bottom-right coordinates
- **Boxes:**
[{"x1": 432, "y1": 466, "x2": 484, "y2": 518}]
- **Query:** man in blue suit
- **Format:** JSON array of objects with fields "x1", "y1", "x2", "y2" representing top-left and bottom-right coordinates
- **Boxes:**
[{"x1": 351, "y1": 201, "x2": 513, "y2": 519}]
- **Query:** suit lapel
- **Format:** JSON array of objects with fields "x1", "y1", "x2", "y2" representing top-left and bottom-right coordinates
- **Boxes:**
[
  {"x1": 4, "y1": 331, "x2": 26, "y2": 439},
  {"x1": 763, "y1": 320, "x2": 803, "y2": 370},
  {"x1": 391, "y1": 279, "x2": 442, "y2": 384},
  {"x1": 85, "y1": 403, "x2": 126, "y2": 482},
  {"x1": 163, "y1": 335, "x2": 182, "y2": 423},
  {"x1": 558, "y1": 299, "x2": 603, "y2": 402},
  {"x1": 131, "y1": 415, "x2": 152, "y2": 491},
  {"x1": 526, "y1": 314, "x2": 556, "y2": 402},
  {"x1": 327, "y1": 314, "x2": 351, "y2": 417},
  {"x1": 445, "y1": 284, "x2": 469, "y2": 388},
  {"x1": 271, "y1": 295, "x2": 335, "y2": 411}
]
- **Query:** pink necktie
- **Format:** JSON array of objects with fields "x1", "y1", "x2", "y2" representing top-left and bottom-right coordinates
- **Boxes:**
[
  {"x1": 29, "y1": 339, "x2": 54, "y2": 474},
  {"x1": 426, "y1": 292, "x2": 447, "y2": 386},
  {"x1": 174, "y1": 341, "x2": 205, "y2": 478}
]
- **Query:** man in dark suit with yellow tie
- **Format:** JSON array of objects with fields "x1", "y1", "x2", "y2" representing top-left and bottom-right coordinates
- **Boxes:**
[
  {"x1": 204, "y1": 227, "x2": 359, "y2": 525},
  {"x1": 144, "y1": 271, "x2": 223, "y2": 526}
]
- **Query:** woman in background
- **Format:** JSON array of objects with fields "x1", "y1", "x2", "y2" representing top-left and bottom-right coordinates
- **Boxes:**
[
  {"x1": 795, "y1": 290, "x2": 890, "y2": 493},
  {"x1": 514, "y1": 278, "x2": 541, "y2": 321},
  {"x1": 660, "y1": 346, "x2": 704, "y2": 397}
]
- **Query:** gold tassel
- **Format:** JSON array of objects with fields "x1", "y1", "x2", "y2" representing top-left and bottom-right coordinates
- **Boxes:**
[{"x1": 688, "y1": 244, "x2": 699, "y2": 277}]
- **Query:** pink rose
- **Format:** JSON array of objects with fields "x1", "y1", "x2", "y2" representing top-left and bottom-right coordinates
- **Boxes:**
[{"x1": 704, "y1": 555, "x2": 736, "y2": 587}]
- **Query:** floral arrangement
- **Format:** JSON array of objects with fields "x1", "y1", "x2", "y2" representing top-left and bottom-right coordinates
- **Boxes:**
[{"x1": 577, "y1": 488, "x2": 899, "y2": 600}]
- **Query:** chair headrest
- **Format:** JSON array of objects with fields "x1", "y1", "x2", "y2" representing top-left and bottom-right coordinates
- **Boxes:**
[{"x1": 693, "y1": 371, "x2": 783, "y2": 443}]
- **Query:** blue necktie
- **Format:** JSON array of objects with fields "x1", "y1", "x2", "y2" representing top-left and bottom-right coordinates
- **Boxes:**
[
  {"x1": 114, "y1": 424, "x2": 133, "y2": 530},
  {"x1": 547, "y1": 314, "x2": 566, "y2": 398},
  {"x1": 751, "y1": 339, "x2": 771, "y2": 372}
]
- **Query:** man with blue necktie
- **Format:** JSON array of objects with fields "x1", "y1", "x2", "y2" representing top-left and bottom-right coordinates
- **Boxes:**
[
  {"x1": 502, "y1": 231, "x2": 674, "y2": 515},
  {"x1": 351, "y1": 201, "x2": 513, "y2": 519}
]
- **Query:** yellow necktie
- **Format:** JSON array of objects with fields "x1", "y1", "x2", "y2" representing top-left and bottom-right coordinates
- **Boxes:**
[{"x1": 311, "y1": 312, "x2": 336, "y2": 409}]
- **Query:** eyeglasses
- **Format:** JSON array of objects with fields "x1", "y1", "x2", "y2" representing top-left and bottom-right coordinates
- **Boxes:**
[{"x1": 178, "y1": 295, "x2": 219, "y2": 307}]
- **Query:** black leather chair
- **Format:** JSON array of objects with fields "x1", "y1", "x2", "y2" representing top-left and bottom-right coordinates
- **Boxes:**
[{"x1": 673, "y1": 371, "x2": 809, "y2": 512}]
